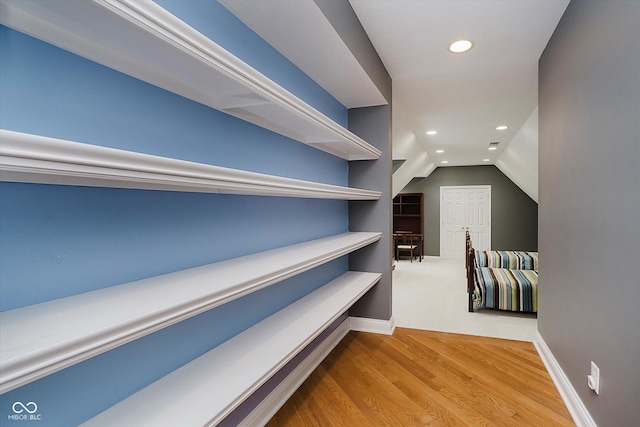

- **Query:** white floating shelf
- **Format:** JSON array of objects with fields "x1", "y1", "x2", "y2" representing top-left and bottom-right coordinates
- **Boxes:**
[
  {"x1": 0, "y1": 231, "x2": 381, "y2": 394},
  {"x1": 0, "y1": 0, "x2": 381, "y2": 161},
  {"x1": 82, "y1": 271, "x2": 381, "y2": 427},
  {"x1": 0, "y1": 130, "x2": 381, "y2": 200}
]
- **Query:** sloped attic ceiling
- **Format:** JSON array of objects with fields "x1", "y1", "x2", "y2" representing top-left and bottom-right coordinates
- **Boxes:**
[{"x1": 220, "y1": 0, "x2": 570, "y2": 202}]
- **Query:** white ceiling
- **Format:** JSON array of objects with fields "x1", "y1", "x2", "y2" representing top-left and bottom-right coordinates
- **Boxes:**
[
  {"x1": 220, "y1": 0, "x2": 568, "y2": 172},
  {"x1": 350, "y1": 0, "x2": 568, "y2": 166}
]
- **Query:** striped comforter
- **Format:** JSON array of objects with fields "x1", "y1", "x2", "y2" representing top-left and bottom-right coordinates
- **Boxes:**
[
  {"x1": 474, "y1": 267, "x2": 538, "y2": 312},
  {"x1": 475, "y1": 250, "x2": 538, "y2": 270}
]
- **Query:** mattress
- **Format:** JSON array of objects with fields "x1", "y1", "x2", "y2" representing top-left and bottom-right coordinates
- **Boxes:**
[{"x1": 474, "y1": 267, "x2": 538, "y2": 312}]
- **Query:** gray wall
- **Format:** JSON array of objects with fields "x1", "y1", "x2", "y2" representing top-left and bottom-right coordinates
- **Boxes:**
[
  {"x1": 314, "y1": 0, "x2": 392, "y2": 103},
  {"x1": 349, "y1": 105, "x2": 393, "y2": 321},
  {"x1": 403, "y1": 165, "x2": 538, "y2": 256},
  {"x1": 314, "y1": 0, "x2": 393, "y2": 322},
  {"x1": 538, "y1": 1, "x2": 640, "y2": 425}
]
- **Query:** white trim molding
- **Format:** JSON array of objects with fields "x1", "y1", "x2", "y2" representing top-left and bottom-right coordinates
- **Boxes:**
[
  {"x1": 238, "y1": 318, "x2": 351, "y2": 427},
  {"x1": 0, "y1": 0, "x2": 380, "y2": 160},
  {"x1": 0, "y1": 130, "x2": 381, "y2": 200},
  {"x1": 349, "y1": 316, "x2": 396, "y2": 335},
  {"x1": 0, "y1": 232, "x2": 381, "y2": 394},
  {"x1": 240, "y1": 316, "x2": 396, "y2": 425},
  {"x1": 240, "y1": 316, "x2": 398, "y2": 426},
  {"x1": 81, "y1": 273, "x2": 380, "y2": 426},
  {"x1": 534, "y1": 331, "x2": 598, "y2": 427}
]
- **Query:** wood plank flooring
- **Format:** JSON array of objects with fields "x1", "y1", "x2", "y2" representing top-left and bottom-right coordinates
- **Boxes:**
[{"x1": 267, "y1": 328, "x2": 574, "y2": 426}]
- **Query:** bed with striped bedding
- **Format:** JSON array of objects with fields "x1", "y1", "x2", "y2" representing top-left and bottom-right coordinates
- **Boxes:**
[
  {"x1": 475, "y1": 250, "x2": 538, "y2": 270},
  {"x1": 473, "y1": 266, "x2": 538, "y2": 312},
  {"x1": 465, "y1": 232, "x2": 538, "y2": 313}
]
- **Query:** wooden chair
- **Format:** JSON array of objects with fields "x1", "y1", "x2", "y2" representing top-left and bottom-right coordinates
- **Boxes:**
[{"x1": 395, "y1": 233, "x2": 420, "y2": 262}]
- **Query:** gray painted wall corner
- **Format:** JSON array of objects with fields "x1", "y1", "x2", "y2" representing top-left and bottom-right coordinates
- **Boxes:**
[
  {"x1": 538, "y1": 1, "x2": 640, "y2": 425},
  {"x1": 402, "y1": 165, "x2": 538, "y2": 255},
  {"x1": 348, "y1": 105, "x2": 393, "y2": 320}
]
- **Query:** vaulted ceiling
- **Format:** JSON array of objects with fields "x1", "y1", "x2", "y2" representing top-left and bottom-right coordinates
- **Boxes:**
[{"x1": 221, "y1": 0, "x2": 570, "y2": 202}]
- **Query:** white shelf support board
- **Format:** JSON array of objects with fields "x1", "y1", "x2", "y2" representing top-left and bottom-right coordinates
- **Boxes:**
[
  {"x1": 0, "y1": 0, "x2": 381, "y2": 160},
  {"x1": 82, "y1": 271, "x2": 381, "y2": 427},
  {"x1": 237, "y1": 318, "x2": 351, "y2": 427},
  {"x1": 0, "y1": 130, "x2": 381, "y2": 200},
  {"x1": 0, "y1": 232, "x2": 381, "y2": 394}
]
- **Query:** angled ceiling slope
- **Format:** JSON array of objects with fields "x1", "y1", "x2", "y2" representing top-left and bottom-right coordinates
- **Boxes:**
[
  {"x1": 219, "y1": 0, "x2": 388, "y2": 109},
  {"x1": 0, "y1": 0, "x2": 380, "y2": 160},
  {"x1": 222, "y1": 0, "x2": 568, "y2": 203},
  {"x1": 349, "y1": 0, "x2": 568, "y2": 169}
]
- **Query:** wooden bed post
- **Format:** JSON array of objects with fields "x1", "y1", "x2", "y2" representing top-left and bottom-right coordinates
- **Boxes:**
[
  {"x1": 465, "y1": 230, "x2": 470, "y2": 273},
  {"x1": 467, "y1": 247, "x2": 475, "y2": 312}
]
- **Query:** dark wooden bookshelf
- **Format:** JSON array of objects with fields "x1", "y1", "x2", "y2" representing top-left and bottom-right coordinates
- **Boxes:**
[{"x1": 393, "y1": 193, "x2": 424, "y2": 258}]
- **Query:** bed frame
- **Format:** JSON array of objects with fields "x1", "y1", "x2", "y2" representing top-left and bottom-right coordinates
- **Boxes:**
[
  {"x1": 465, "y1": 231, "x2": 538, "y2": 313},
  {"x1": 466, "y1": 234, "x2": 476, "y2": 312}
]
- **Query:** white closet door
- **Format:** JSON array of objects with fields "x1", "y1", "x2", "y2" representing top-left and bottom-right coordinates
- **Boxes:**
[{"x1": 440, "y1": 186, "x2": 491, "y2": 259}]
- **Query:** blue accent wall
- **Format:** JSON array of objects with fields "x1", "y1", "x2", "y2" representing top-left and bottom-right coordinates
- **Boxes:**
[
  {"x1": 0, "y1": 260, "x2": 345, "y2": 426},
  {"x1": 0, "y1": 25, "x2": 346, "y2": 184},
  {"x1": 0, "y1": 183, "x2": 347, "y2": 311},
  {"x1": 154, "y1": 0, "x2": 348, "y2": 128},
  {"x1": 0, "y1": 1, "x2": 352, "y2": 422}
]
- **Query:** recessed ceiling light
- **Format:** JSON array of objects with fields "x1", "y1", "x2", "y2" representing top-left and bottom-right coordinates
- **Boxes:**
[
  {"x1": 436, "y1": 149, "x2": 444, "y2": 153},
  {"x1": 483, "y1": 158, "x2": 490, "y2": 162},
  {"x1": 441, "y1": 160, "x2": 449, "y2": 164},
  {"x1": 427, "y1": 130, "x2": 438, "y2": 135},
  {"x1": 496, "y1": 125, "x2": 508, "y2": 130},
  {"x1": 488, "y1": 147, "x2": 498, "y2": 151},
  {"x1": 449, "y1": 39, "x2": 473, "y2": 53}
]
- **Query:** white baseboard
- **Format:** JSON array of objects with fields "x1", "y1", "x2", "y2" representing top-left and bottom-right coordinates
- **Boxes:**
[
  {"x1": 534, "y1": 331, "x2": 598, "y2": 427},
  {"x1": 243, "y1": 324, "x2": 594, "y2": 427},
  {"x1": 238, "y1": 318, "x2": 351, "y2": 427},
  {"x1": 349, "y1": 316, "x2": 396, "y2": 335}
]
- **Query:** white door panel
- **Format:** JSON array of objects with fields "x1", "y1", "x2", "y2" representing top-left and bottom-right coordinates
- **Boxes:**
[{"x1": 440, "y1": 186, "x2": 491, "y2": 259}]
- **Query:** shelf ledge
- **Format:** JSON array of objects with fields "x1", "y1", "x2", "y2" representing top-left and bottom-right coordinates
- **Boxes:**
[
  {"x1": 0, "y1": 0, "x2": 381, "y2": 160},
  {"x1": 82, "y1": 271, "x2": 381, "y2": 426},
  {"x1": 0, "y1": 232, "x2": 381, "y2": 394},
  {"x1": 0, "y1": 130, "x2": 381, "y2": 200}
]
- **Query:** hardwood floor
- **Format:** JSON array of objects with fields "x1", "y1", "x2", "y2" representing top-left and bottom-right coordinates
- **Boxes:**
[{"x1": 267, "y1": 328, "x2": 574, "y2": 426}]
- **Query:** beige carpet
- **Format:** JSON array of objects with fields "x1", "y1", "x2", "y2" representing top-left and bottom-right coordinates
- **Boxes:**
[{"x1": 392, "y1": 256, "x2": 537, "y2": 342}]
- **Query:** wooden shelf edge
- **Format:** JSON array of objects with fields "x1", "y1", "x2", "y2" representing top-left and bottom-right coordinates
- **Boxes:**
[
  {"x1": 0, "y1": 0, "x2": 380, "y2": 160},
  {"x1": 0, "y1": 232, "x2": 381, "y2": 394},
  {"x1": 81, "y1": 271, "x2": 381, "y2": 426},
  {"x1": 0, "y1": 130, "x2": 381, "y2": 200}
]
